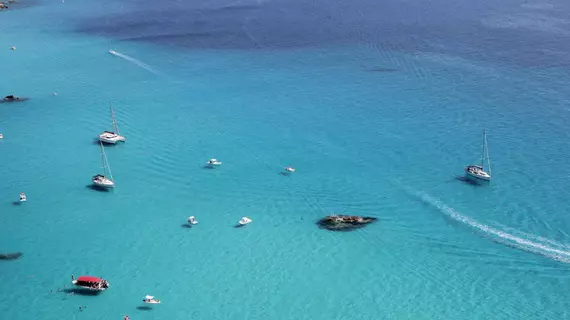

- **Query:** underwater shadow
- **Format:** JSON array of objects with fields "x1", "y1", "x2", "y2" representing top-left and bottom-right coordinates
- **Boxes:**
[
  {"x1": 454, "y1": 176, "x2": 484, "y2": 187},
  {"x1": 316, "y1": 224, "x2": 368, "y2": 232},
  {"x1": 202, "y1": 165, "x2": 215, "y2": 169},
  {"x1": 136, "y1": 306, "x2": 153, "y2": 311},
  {"x1": 12, "y1": 201, "x2": 23, "y2": 206},
  {"x1": 279, "y1": 172, "x2": 291, "y2": 176},
  {"x1": 180, "y1": 224, "x2": 193, "y2": 229},
  {"x1": 62, "y1": 288, "x2": 101, "y2": 296},
  {"x1": 86, "y1": 185, "x2": 111, "y2": 192},
  {"x1": 0, "y1": 252, "x2": 23, "y2": 260},
  {"x1": 92, "y1": 138, "x2": 118, "y2": 146}
]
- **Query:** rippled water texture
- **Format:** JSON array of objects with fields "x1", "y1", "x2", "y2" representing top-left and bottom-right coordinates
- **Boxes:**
[{"x1": 1, "y1": 0, "x2": 570, "y2": 319}]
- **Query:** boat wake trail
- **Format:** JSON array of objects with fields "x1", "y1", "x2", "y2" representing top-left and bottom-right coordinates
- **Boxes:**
[
  {"x1": 404, "y1": 187, "x2": 570, "y2": 264},
  {"x1": 108, "y1": 50, "x2": 161, "y2": 76}
]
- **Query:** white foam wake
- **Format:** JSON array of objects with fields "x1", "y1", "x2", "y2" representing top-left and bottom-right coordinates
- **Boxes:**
[
  {"x1": 108, "y1": 49, "x2": 161, "y2": 75},
  {"x1": 406, "y1": 188, "x2": 570, "y2": 264}
]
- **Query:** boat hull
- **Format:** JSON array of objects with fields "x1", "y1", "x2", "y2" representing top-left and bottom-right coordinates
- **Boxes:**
[
  {"x1": 465, "y1": 170, "x2": 491, "y2": 181},
  {"x1": 72, "y1": 284, "x2": 107, "y2": 291},
  {"x1": 72, "y1": 278, "x2": 109, "y2": 291},
  {"x1": 92, "y1": 180, "x2": 115, "y2": 188},
  {"x1": 98, "y1": 135, "x2": 125, "y2": 144}
]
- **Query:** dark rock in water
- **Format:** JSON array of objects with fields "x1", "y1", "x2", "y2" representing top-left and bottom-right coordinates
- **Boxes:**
[
  {"x1": 1, "y1": 95, "x2": 29, "y2": 103},
  {"x1": 0, "y1": 252, "x2": 22, "y2": 260},
  {"x1": 317, "y1": 215, "x2": 377, "y2": 231}
]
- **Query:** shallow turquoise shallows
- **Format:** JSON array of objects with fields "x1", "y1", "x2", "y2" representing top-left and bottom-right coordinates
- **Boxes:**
[{"x1": 2, "y1": 0, "x2": 570, "y2": 319}]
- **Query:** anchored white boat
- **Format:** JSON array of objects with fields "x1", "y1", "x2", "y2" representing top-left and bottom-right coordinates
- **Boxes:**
[
  {"x1": 19, "y1": 192, "x2": 26, "y2": 202},
  {"x1": 72, "y1": 275, "x2": 109, "y2": 291},
  {"x1": 284, "y1": 166, "x2": 295, "y2": 173},
  {"x1": 92, "y1": 142, "x2": 115, "y2": 188},
  {"x1": 0, "y1": 133, "x2": 3, "y2": 139},
  {"x1": 188, "y1": 216, "x2": 198, "y2": 225},
  {"x1": 143, "y1": 295, "x2": 161, "y2": 304},
  {"x1": 206, "y1": 158, "x2": 222, "y2": 167},
  {"x1": 465, "y1": 129, "x2": 492, "y2": 182},
  {"x1": 98, "y1": 105, "x2": 125, "y2": 144},
  {"x1": 238, "y1": 217, "x2": 252, "y2": 226}
]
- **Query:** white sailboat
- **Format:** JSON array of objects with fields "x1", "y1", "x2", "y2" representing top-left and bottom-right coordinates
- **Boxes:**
[
  {"x1": 92, "y1": 142, "x2": 115, "y2": 188},
  {"x1": 465, "y1": 129, "x2": 492, "y2": 182},
  {"x1": 98, "y1": 105, "x2": 126, "y2": 144}
]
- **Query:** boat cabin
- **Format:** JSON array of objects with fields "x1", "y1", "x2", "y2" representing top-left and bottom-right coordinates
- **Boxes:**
[{"x1": 92, "y1": 174, "x2": 106, "y2": 181}]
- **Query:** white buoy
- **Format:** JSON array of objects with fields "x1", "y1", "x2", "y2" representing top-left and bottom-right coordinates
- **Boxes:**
[{"x1": 53, "y1": 92, "x2": 58, "y2": 96}]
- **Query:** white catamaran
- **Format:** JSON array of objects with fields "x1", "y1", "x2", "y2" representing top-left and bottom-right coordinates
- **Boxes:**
[
  {"x1": 465, "y1": 129, "x2": 492, "y2": 182},
  {"x1": 98, "y1": 105, "x2": 126, "y2": 144},
  {"x1": 92, "y1": 142, "x2": 115, "y2": 188}
]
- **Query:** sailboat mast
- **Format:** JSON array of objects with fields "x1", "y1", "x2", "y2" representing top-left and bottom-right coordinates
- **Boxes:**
[
  {"x1": 481, "y1": 130, "x2": 486, "y2": 169},
  {"x1": 484, "y1": 130, "x2": 492, "y2": 176},
  {"x1": 100, "y1": 142, "x2": 115, "y2": 182},
  {"x1": 110, "y1": 103, "x2": 120, "y2": 135},
  {"x1": 99, "y1": 142, "x2": 107, "y2": 176}
]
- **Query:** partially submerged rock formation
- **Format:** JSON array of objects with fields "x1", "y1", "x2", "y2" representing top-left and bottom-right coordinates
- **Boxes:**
[
  {"x1": 317, "y1": 215, "x2": 377, "y2": 231},
  {"x1": 0, "y1": 252, "x2": 22, "y2": 260}
]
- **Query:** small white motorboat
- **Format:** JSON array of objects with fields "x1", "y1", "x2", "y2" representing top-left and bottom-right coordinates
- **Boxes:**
[
  {"x1": 0, "y1": 133, "x2": 3, "y2": 139},
  {"x1": 206, "y1": 158, "x2": 222, "y2": 167},
  {"x1": 238, "y1": 217, "x2": 252, "y2": 226},
  {"x1": 188, "y1": 216, "x2": 198, "y2": 225},
  {"x1": 19, "y1": 192, "x2": 26, "y2": 202},
  {"x1": 109, "y1": 49, "x2": 117, "y2": 55},
  {"x1": 284, "y1": 166, "x2": 295, "y2": 173},
  {"x1": 143, "y1": 295, "x2": 161, "y2": 304}
]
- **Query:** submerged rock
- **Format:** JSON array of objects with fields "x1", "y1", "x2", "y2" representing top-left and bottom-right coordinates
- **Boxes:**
[
  {"x1": 317, "y1": 215, "x2": 377, "y2": 231},
  {"x1": 0, "y1": 252, "x2": 22, "y2": 260}
]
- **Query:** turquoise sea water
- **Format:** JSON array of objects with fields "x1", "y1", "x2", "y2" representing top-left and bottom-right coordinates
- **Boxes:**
[{"x1": 2, "y1": 0, "x2": 570, "y2": 319}]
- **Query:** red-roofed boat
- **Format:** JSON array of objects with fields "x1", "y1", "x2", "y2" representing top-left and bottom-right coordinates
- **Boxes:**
[{"x1": 71, "y1": 275, "x2": 109, "y2": 291}]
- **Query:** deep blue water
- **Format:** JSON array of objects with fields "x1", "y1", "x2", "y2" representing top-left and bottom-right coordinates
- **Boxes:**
[{"x1": 2, "y1": 0, "x2": 570, "y2": 319}]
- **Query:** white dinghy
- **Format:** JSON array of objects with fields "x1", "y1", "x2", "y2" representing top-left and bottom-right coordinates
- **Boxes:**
[
  {"x1": 188, "y1": 216, "x2": 198, "y2": 225},
  {"x1": 238, "y1": 216, "x2": 252, "y2": 226},
  {"x1": 143, "y1": 295, "x2": 161, "y2": 304}
]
